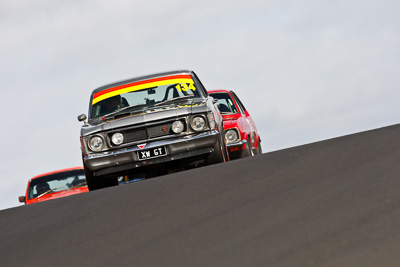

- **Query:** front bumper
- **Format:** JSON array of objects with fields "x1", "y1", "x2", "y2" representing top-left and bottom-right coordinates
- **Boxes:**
[
  {"x1": 226, "y1": 140, "x2": 248, "y2": 159},
  {"x1": 84, "y1": 130, "x2": 219, "y2": 176},
  {"x1": 226, "y1": 139, "x2": 247, "y2": 149}
]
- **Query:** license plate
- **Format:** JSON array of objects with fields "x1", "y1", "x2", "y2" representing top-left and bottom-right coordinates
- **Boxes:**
[{"x1": 137, "y1": 146, "x2": 167, "y2": 161}]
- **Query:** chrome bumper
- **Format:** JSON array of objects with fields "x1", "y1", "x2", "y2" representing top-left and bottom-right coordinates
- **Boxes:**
[
  {"x1": 226, "y1": 139, "x2": 247, "y2": 148},
  {"x1": 84, "y1": 130, "x2": 219, "y2": 174}
]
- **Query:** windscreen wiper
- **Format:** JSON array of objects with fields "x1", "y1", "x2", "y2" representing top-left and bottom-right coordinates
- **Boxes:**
[
  {"x1": 102, "y1": 104, "x2": 143, "y2": 120},
  {"x1": 69, "y1": 182, "x2": 87, "y2": 189},
  {"x1": 154, "y1": 95, "x2": 194, "y2": 106},
  {"x1": 36, "y1": 186, "x2": 67, "y2": 199}
]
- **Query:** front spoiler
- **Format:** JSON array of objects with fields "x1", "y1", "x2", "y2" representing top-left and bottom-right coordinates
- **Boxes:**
[
  {"x1": 226, "y1": 139, "x2": 247, "y2": 148},
  {"x1": 95, "y1": 147, "x2": 213, "y2": 176},
  {"x1": 84, "y1": 130, "x2": 219, "y2": 176}
]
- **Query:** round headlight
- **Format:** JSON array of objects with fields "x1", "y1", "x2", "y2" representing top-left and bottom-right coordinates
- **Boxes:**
[
  {"x1": 89, "y1": 136, "x2": 104, "y2": 151},
  {"x1": 111, "y1": 133, "x2": 124, "y2": 145},
  {"x1": 191, "y1": 116, "x2": 206, "y2": 131},
  {"x1": 225, "y1": 129, "x2": 239, "y2": 144},
  {"x1": 171, "y1": 121, "x2": 184, "y2": 134}
]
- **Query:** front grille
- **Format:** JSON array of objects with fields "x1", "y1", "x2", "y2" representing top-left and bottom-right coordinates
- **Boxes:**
[
  {"x1": 147, "y1": 123, "x2": 172, "y2": 138},
  {"x1": 123, "y1": 128, "x2": 147, "y2": 143},
  {"x1": 110, "y1": 121, "x2": 178, "y2": 145}
]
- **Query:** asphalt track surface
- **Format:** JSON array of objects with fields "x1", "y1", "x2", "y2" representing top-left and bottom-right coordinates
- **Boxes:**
[{"x1": 2, "y1": 124, "x2": 400, "y2": 267}]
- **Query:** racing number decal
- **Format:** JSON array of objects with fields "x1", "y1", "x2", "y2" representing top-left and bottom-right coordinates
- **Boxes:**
[{"x1": 175, "y1": 83, "x2": 196, "y2": 92}]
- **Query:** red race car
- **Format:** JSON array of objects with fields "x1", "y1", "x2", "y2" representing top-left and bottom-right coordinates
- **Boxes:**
[
  {"x1": 208, "y1": 89, "x2": 262, "y2": 159},
  {"x1": 19, "y1": 167, "x2": 88, "y2": 205}
]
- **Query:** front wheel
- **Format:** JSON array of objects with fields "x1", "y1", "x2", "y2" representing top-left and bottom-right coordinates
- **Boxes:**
[
  {"x1": 253, "y1": 138, "x2": 262, "y2": 155},
  {"x1": 206, "y1": 133, "x2": 227, "y2": 165},
  {"x1": 241, "y1": 137, "x2": 254, "y2": 158},
  {"x1": 84, "y1": 161, "x2": 118, "y2": 191},
  {"x1": 220, "y1": 128, "x2": 230, "y2": 162}
]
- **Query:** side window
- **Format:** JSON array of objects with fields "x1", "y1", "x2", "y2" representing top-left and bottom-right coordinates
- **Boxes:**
[
  {"x1": 230, "y1": 91, "x2": 247, "y2": 114},
  {"x1": 230, "y1": 91, "x2": 245, "y2": 115}
]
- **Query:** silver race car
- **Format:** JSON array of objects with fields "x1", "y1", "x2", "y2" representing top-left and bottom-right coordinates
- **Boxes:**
[{"x1": 78, "y1": 70, "x2": 229, "y2": 190}]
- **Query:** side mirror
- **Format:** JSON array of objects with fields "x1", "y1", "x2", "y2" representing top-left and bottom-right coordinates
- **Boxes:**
[
  {"x1": 77, "y1": 114, "x2": 88, "y2": 127},
  {"x1": 78, "y1": 114, "x2": 87, "y2": 122},
  {"x1": 18, "y1": 196, "x2": 26, "y2": 203}
]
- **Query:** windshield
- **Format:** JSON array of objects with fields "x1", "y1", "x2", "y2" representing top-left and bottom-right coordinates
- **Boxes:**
[
  {"x1": 91, "y1": 74, "x2": 201, "y2": 119},
  {"x1": 209, "y1": 92, "x2": 238, "y2": 114},
  {"x1": 28, "y1": 169, "x2": 86, "y2": 200}
]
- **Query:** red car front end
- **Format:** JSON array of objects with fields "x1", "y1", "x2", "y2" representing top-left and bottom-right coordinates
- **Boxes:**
[
  {"x1": 209, "y1": 90, "x2": 262, "y2": 159},
  {"x1": 19, "y1": 167, "x2": 88, "y2": 205}
]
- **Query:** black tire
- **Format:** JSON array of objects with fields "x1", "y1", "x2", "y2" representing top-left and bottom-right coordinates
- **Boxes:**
[
  {"x1": 221, "y1": 128, "x2": 230, "y2": 162},
  {"x1": 242, "y1": 137, "x2": 254, "y2": 158},
  {"x1": 206, "y1": 132, "x2": 226, "y2": 165},
  {"x1": 83, "y1": 163, "x2": 99, "y2": 191},
  {"x1": 83, "y1": 161, "x2": 118, "y2": 191},
  {"x1": 254, "y1": 138, "x2": 262, "y2": 155}
]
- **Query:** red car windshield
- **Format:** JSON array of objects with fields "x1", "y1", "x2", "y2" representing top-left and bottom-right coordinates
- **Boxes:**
[
  {"x1": 209, "y1": 92, "x2": 238, "y2": 114},
  {"x1": 28, "y1": 169, "x2": 86, "y2": 200}
]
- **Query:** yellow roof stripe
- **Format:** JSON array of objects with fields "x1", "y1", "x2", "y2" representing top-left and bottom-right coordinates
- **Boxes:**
[{"x1": 92, "y1": 78, "x2": 193, "y2": 105}]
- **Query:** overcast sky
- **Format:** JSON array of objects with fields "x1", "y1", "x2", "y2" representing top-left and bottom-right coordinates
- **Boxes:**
[{"x1": 1, "y1": 0, "x2": 399, "y2": 210}]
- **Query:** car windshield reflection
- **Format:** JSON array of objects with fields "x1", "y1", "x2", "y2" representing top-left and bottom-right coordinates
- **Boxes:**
[
  {"x1": 28, "y1": 169, "x2": 87, "y2": 200},
  {"x1": 91, "y1": 82, "x2": 200, "y2": 119}
]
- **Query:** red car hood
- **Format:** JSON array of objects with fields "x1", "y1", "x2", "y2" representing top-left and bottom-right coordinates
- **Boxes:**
[
  {"x1": 222, "y1": 116, "x2": 238, "y2": 128},
  {"x1": 26, "y1": 187, "x2": 89, "y2": 205}
]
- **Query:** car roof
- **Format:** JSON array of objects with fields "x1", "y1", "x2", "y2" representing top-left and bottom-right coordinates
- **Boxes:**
[
  {"x1": 91, "y1": 70, "x2": 195, "y2": 95},
  {"x1": 208, "y1": 89, "x2": 231, "y2": 94},
  {"x1": 30, "y1": 167, "x2": 84, "y2": 181}
]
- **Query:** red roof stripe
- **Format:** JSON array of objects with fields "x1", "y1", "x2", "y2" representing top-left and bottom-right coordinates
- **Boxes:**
[{"x1": 93, "y1": 74, "x2": 192, "y2": 100}]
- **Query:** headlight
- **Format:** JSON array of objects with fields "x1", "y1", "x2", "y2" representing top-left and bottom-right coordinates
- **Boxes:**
[
  {"x1": 171, "y1": 121, "x2": 184, "y2": 134},
  {"x1": 191, "y1": 116, "x2": 206, "y2": 131},
  {"x1": 111, "y1": 133, "x2": 124, "y2": 145},
  {"x1": 225, "y1": 129, "x2": 239, "y2": 144},
  {"x1": 88, "y1": 136, "x2": 104, "y2": 151}
]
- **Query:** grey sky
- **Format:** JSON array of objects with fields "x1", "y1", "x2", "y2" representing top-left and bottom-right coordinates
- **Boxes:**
[{"x1": 1, "y1": 0, "x2": 399, "y2": 210}]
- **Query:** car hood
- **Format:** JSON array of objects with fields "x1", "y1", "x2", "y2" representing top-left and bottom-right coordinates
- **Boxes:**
[
  {"x1": 222, "y1": 117, "x2": 239, "y2": 127},
  {"x1": 81, "y1": 98, "x2": 208, "y2": 136}
]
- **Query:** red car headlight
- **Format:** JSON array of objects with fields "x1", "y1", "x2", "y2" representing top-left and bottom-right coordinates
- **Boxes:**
[{"x1": 225, "y1": 129, "x2": 239, "y2": 144}]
